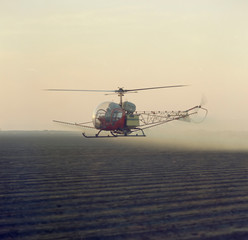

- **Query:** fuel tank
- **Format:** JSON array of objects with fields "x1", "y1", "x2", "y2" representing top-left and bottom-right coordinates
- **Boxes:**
[{"x1": 122, "y1": 101, "x2": 136, "y2": 113}]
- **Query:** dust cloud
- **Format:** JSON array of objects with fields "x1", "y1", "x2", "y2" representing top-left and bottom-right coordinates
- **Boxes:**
[
  {"x1": 138, "y1": 128, "x2": 248, "y2": 152},
  {"x1": 44, "y1": 122, "x2": 248, "y2": 152}
]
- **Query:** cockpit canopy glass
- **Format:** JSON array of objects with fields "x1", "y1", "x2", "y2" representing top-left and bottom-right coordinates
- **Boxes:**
[{"x1": 92, "y1": 102, "x2": 124, "y2": 129}]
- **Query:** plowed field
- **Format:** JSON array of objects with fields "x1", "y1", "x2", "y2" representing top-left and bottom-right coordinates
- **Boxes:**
[{"x1": 1, "y1": 132, "x2": 248, "y2": 239}]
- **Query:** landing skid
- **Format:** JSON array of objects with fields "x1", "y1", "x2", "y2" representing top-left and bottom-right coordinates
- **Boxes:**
[{"x1": 82, "y1": 128, "x2": 146, "y2": 138}]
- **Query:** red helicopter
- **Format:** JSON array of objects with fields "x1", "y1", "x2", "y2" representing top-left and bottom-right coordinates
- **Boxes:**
[{"x1": 46, "y1": 85, "x2": 208, "y2": 138}]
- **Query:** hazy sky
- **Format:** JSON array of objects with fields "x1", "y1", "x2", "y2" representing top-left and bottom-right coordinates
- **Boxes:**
[{"x1": 1, "y1": 0, "x2": 248, "y2": 131}]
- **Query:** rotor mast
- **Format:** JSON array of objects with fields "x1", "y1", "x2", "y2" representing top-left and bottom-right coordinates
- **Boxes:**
[
  {"x1": 116, "y1": 88, "x2": 125, "y2": 106},
  {"x1": 119, "y1": 93, "x2": 124, "y2": 106}
]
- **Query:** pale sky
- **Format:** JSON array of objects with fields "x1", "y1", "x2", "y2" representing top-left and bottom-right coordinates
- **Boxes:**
[{"x1": 1, "y1": 0, "x2": 248, "y2": 131}]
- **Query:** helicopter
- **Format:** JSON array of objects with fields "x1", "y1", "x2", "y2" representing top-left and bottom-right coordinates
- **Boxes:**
[{"x1": 46, "y1": 85, "x2": 208, "y2": 138}]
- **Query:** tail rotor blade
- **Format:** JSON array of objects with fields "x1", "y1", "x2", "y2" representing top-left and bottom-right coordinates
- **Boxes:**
[{"x1": 200, "y1": 94, "x2": 208, "y2": 107}]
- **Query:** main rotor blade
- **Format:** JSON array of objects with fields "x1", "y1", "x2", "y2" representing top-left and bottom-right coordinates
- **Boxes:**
[
  {"x1": 124, "y1": 85, "x2": 188, "y2": 92},
  {"x1": 45, "y1": 85, "x2": 188, "y2": 94},
  {"x1": 45, "y1": 89, "x2": 115, "y2": 92}
]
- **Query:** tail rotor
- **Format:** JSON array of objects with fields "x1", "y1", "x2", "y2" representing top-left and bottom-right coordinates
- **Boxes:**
[{"x1": 199, "y1": 94, "x2": 208, "y2": 108}]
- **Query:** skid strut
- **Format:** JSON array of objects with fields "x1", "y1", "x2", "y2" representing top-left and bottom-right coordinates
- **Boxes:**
[{"x1": 82, "y1": 128, "x2": 146, "y2": 138}]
